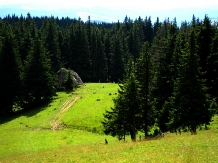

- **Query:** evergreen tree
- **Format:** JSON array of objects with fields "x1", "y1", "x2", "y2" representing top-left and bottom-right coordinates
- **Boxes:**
[
  {"x1": 23, "y1": 33, "x2": 56, "y2": 109},
  {"x1": 153, "y1": 17, "x2": 160, "y2": 37},
  {"x1": 102, "y1": 93, "x2": 128, "y2": 141},
  {"x1": 42, "y1": 17, "x2": 62, "y2": 72},
  {"x1": 196, "y1": 16, "x2": 213, "y2": 97},
  {"x1": 151, "y1": 20, "x2": 177, "y2": 132},
  {"x1": 96, "y1": 31, "x2": 108, "y2": 82},
  {"x1": 102, "y1": 74, "x2": 140, "y2": 141},
  {"x1": 104, "y1": 32, "x2": 113, "y2": 81},
  {"x1": 129, "y1": 24, "x2": 141, "y2": 65},
  {"x1": 208, "y1": 28, "x2": 218, "y2": 102},
  {"x1": 168, "y1": 29, "x2": 213, "y2": 133},
  {"x1": 71, "y1": 21, "x2": 91, "y2": 82},
  {"x1": 135, "y1": 42, "x2": 155, "y2": 137},
  {"x1": 111, "y1": 36, "x2": 125, "y2": 82},
  {"x1": 143, "y1": 16, "x2": 153, "y2": 43},
  {"x1": 64, "y1": 69, "x2": 78, "y2": 90},
  {"x1": 0, "y1": 24, "x2": 21, "y2": 116}
]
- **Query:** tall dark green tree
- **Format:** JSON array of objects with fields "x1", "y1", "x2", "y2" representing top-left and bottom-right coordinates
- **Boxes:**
[
  {"x1": 208, "y1": 28, "x2": 218, "y2": 102},
  {"x1": 135, "y1": 42, "x2": 155, "y2": 137},
  {"x1": 151, "y1": 21, "x2": 177, "y2": 132},
  {"x1": 96, "y1": 31, "x2": 108, "y2": 82},
  {"x1": 64, "y1": 69, "x2": 78, "y2": 91},
  {"x1": 167, "y1": 29, "x2": 213, "y2": 133},
  {"x1": 143, "y1": 16, "x2": 153, "y2": 43},
  {"x1": 104, "y1": 32, "x2": 113, "y2": 81},
  {"x1": 42, "y1": 17, "x2": 62, "y2": 72},
  {"x1": 71, "y1": 20, "x2": 91, "y2": 82},
  {"x1": 196, "y1": 16, "x2": 213, "y2": 97},
  {"x1": 23, "y1": 33, "x2": 56, "y2": 109},
  {"x1": 102, "y1": 74, "x2": 140, "y2": 141},
  {"x1": 129, "y1": 24, "x2": 141, "y2": 65},
  {"x1": 0, "y1": 24, "x2": 21, "y2": 116},
  {"x1": 111, "y1": 36, "x2": 125, "y2": 82}
]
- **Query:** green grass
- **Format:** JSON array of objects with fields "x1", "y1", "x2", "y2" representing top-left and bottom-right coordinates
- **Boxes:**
[
  {"x1": 0, "y1": 83, "x2": 218, "y2": 163},
  {"x1": 62, "y1": 83, "x2": 119, "y2": 133}
]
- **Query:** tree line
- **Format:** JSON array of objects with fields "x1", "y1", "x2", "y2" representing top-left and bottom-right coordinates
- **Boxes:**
[
  {"x1": 0, "y1": 13, "x2": 218, "y2": 139},
  {"x1": 0, "y1": 13, "x2": 154, "y2": 116},
  {"x1": 102, "y1": 16, "x2": 218, "y2": 140}
]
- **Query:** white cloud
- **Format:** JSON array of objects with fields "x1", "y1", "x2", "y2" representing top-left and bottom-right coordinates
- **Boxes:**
[{"x1": 1, "y1": 0, "x2": 218, "y2": 11}]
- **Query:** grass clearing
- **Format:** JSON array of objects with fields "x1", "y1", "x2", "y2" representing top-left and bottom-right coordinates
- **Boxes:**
[
  {"x1": 1, "y1": 130, "x2": 218, "y2": 162},
  {"x1": 0, "y1": 83, "x2": 218, "y2": 162},
  {"x1": 62, "y1": 83, "x2": 119, "y2": 133}
]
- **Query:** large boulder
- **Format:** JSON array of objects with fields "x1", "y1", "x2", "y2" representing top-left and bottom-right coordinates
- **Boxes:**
[{"x1": 57, "y1": 68, "x2": 84, "y2": 87}]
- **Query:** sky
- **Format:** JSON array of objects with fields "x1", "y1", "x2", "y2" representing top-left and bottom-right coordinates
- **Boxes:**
[{"x1": 0, "y1": 0, "x2": 218, "y2": 23}]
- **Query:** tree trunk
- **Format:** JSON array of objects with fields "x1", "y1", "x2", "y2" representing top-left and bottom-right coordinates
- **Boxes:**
[
  {"x1": 130, "y1": 128, "x2": 136, "y2": 141},
  {"x1": 144, "y1": 109, "x2": 148, "y2": 138},
  {"x1": 191, "y1": 126, "x2": 197, "y2": 135}
]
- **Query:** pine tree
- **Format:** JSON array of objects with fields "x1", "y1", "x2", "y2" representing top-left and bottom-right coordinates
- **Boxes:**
[
  {"x1": 102, "y1": 93, "x2": 128, "y2": 141},
  {"x1": 104, "y1": 32, "x2": 113, "y2": 81},
  {"x1": 129, "y1": 23, "x2": 141, "y2": 65},
  {"x1": 71, "y1": 21, "x2": 91, "y2": 82},
  {"x1": 153, "y1": 17, "x2": 160, "y2": 37},
  {"x1": 111, "y1": 36, "x2": 125, "y2": 82},
  {"x1": 135, "y1": 42, "x2": 155, "y2": 137},
  {"x1": 208, "y1": 28, "x2": 218, "y2": 102},
  {"x1": 151, "y1": 21, "x2": 177, "y2": 132},
  {"x1": 196, "y1": 16, "x2": 213, "y2": 98},
  {"x1": 0, "y1": 23, "x2": 21, "y2": 116},
  {"x1": 23, "y1": 33, "x2": 56, "y2": 109},
  {"x1": 42, "y1": 17, "x2": 62, "y2": 72},
  {"x1": 168, "y1": 29, "x2": 213, "y2": 133},
  {"x1": 102, "y1": 74, "x2": 140, "y2": 141},
  {"x1": 96, "y1": 31, "x2": 107, "y2": 82},
  {"x1": 143, "y1": 16, "x2": 153, "y2": 43},
  {"x1": 64, "y1": 69, "x2": 78, "y2": 91}
]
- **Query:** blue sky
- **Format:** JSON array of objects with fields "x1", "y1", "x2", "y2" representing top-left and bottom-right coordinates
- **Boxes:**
[{"x1": 0, "y1": 0, "x2": 218, "y2": 24}]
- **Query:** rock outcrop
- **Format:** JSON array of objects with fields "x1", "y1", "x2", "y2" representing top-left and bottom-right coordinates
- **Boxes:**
[{"x1": 57, "y1": 68, "x2": 84, "y2": 87}]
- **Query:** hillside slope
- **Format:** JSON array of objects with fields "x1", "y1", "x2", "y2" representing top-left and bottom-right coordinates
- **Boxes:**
[
  {"x1": 0, "y1": 83, "x2": 218, "y2": 163},
  {"x1": 0, "y1": 83, "x2": 119, "y2": 160}
]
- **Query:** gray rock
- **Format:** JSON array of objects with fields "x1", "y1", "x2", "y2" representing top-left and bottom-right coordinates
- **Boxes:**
[{"x1": 57, "y1": 68, "x2": 84, "y2": 87}]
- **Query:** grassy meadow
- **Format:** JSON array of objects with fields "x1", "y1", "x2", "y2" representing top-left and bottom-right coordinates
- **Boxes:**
[{"x1": 0, "y1": 83, "x2": 218, "y2": 163}]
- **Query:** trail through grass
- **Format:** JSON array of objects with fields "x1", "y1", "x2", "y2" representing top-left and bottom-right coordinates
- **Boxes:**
[
  {"x1": 0, "y1": 83, "x2": 218, "y2": 162},
  {"x1": 0, "y1": 83, "x2": 118, "y2": 160}
]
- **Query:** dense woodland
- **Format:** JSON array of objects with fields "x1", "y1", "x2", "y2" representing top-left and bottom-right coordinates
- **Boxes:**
[{"x1": 0, "y1": 13, "x2": 218, "y2": 139}]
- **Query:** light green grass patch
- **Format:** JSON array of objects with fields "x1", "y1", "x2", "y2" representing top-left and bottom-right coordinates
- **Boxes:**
[
  {"x1": 1, "y1": 83, "x2": 218, "y2": 163},
  {"x1": 0, "y1": 83, "x2": 119, "y2": 160},
  {"x1": 61, "y1": 83, "x2": 119, "y2": 133}
]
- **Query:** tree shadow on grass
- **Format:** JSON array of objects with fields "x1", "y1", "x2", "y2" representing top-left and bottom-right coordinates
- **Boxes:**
[{"x1": 0, "y1": 101, "x2": 51, "y2": 125}]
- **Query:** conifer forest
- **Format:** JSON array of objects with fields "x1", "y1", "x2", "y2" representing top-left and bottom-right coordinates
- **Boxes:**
[{"x1": 0, "y1": 14, "x2": 218, "y2": 138}]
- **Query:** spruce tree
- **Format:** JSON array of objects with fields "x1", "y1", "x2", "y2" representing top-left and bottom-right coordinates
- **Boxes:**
[
  {"x1": 208, "y1": 29, "x2": 218, "y2": 102},
  {"x1": 102, "y1": 74, "x2": 140, "y2": 141},
  {"x1": 104, "y1": 32, "x2": 113, "y2": 81},
  {"x1": 111, "y1": 36, "x2": 125, "y2": 82},
  {"x1": 23, "y1": 33, "x2": 56, "y2": 109},
  {"x1": 71, "y1": 21, "x2": 91, "y2": 82},
  {"x1": 168, "y1": 29, "x2": 213, "y2": 133},
  {"x1": 64, "y1": 69, "x2": 77, "y2": 91},
  {"x1": 151, "y1": 21, "x2": 176, "y2": 132},
  {"x1": 42, "y1": 17, "x2": 62, "y2": 72},
  {"x1": 0, "y1": 24, "x2": 21, "y2": 116},
  {"x1": 197, "y1": 16, "x2": 213, "y2": 98},
  {"x1": 135, "y1": 42, "x2": 155, "y2": 137}
]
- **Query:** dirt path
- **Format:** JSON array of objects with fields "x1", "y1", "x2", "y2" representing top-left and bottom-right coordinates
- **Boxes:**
[{"x1": 50, "y1": 97, "x2": 80, "y2": 130}]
